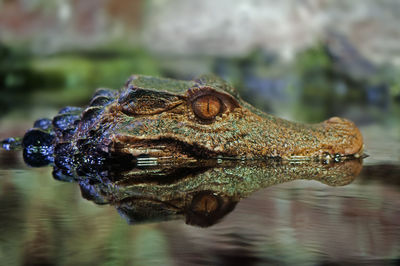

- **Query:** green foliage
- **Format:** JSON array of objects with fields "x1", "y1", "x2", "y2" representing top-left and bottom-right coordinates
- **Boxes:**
[
  {"x1": 0, "y1": 44, "x2": 38, "y2": 114},
  {"x1": 295, "y1": 44, "x2": 331, "y2": 71},
  {"x1": 30, "y1": 50, "x2": 160, "y2": 106},
  {"x1": 292, "y1": 44, "x2": 366, "y2": 122},
  {"x1": 0, "y1": 45, "x2": 161, "y2": 113}
]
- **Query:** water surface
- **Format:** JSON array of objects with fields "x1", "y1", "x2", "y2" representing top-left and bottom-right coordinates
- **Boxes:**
[{"x1": 0, "y1": 120, "x2": 399, "y2": 265}]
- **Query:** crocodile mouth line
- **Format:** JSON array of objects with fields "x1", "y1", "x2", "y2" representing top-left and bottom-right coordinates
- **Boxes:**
[
  {"x1": 109, "y1": 138, "x2": 365, "y2": 165},
  {"x1": 106, "y1": 127, "x2": 366, "y2": 164},
  {"x1": 110, "y1": 136, "x2": 224, "y2": 162}
]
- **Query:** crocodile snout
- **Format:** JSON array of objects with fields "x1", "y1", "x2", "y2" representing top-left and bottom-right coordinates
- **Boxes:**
[{"x1": 322, "y1": 116, "x2": 364, "y2": 157}]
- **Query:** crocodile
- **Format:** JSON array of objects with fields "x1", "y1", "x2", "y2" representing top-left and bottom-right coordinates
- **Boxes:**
[
  {"x1": 5, "y1": 74, "x2": 363, "y2": 170},
  {"x1": 0, "y1": 74, "x2": 365, "y2": 226}
]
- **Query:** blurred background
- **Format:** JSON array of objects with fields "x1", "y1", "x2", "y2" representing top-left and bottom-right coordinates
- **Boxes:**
[
  {"x1": 1, "y1": 0, "x2": 400, "y2": 265},
  {"x1": 1, "y1": 0, "x2": 400, "y2": 124}
]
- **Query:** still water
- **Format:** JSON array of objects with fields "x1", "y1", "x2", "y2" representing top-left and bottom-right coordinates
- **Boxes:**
[{"x1": 0, "y1": 119, "x2": 399, "y2": 266}]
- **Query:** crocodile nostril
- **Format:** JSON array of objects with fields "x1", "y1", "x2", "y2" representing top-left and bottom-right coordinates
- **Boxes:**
[
  {"x1": 323, "y1": 117, "x2": 364, "y2": 156},
  {"x1": 326, "y1": 116, "x2": 345, "y2": 124}
]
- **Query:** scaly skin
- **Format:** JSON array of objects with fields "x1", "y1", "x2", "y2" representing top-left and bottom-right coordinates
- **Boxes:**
[{"x1": 21, "y1": 74, "x2": 363, "y2": 167}]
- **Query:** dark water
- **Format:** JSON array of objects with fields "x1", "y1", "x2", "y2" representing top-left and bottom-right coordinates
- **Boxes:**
[{"x1": 0, "y1": 120, "x2": 399, "y2": 266}]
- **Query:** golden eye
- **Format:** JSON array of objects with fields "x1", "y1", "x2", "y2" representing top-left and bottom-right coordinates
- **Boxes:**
[{"x1": 192, "y1": 95, "x2": 221, "y2": 120}]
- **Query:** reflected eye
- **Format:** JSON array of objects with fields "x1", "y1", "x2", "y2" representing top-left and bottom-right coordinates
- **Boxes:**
[
  {"x1": 191, "y1": 193, "x2": 220, "y2": 214},
  {"x1": 192, "y1": 95, "x2": 221, "y2": 120}
]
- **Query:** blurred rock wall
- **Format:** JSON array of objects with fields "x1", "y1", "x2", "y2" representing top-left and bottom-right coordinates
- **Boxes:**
[
  {"x1": 0, "y1": 0, "x2": 143, "y2": 53},
  {"x1": 1, "y1": 0, "x2": 400, "y2": 65},
  {"x1": 144, "y1": 0, "x2": 400, "y2": 65}
]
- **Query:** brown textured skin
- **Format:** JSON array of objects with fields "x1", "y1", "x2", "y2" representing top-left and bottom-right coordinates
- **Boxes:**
[{"x1": 71, "y1": 74, "x2": 363, "y2": 161}]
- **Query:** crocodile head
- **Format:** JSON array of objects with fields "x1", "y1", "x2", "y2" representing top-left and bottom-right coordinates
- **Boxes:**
[
  {"x1": 72, "y1": 74, "x2": 363, "y2": 162},
  {"x1": 20, "y1": 74, "x2": 363, "y2": 168}
]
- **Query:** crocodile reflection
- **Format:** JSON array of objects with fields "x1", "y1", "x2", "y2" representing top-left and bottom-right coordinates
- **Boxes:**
[{"x1": 47, "y1": 157, "x2": 362, "y2": 227}]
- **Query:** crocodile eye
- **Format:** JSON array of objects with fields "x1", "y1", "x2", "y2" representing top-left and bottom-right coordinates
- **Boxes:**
[{"x1": 192, "y1": 95, "x2": 221, "y2": 120}]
